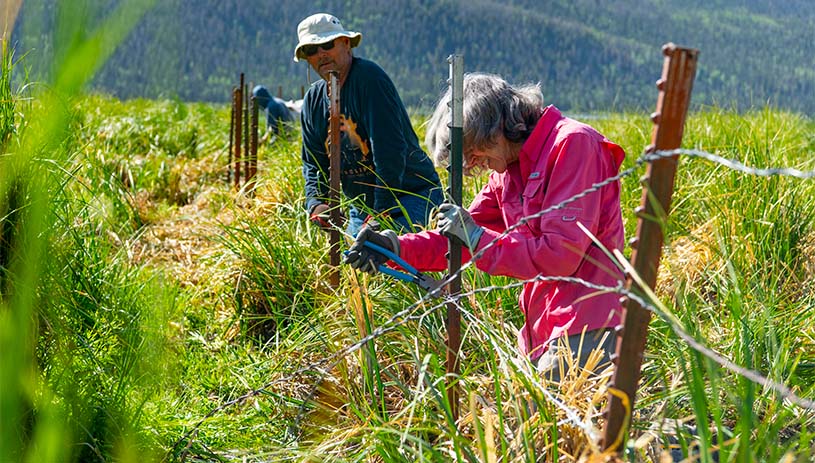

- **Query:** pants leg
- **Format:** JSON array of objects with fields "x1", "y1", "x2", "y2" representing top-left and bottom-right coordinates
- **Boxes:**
[
  {"x1": 392, "y1": 186, "x2": 444, "y2": 232},
  {"x1": 351, "y1": 186, "x2": 443, "y2": 235},
  {"x1": 536, "y1": 328, "x2": 616, "y2": 383},
  {"x1": 346, "y1": 207, "x2": 366, "y2": 237}
]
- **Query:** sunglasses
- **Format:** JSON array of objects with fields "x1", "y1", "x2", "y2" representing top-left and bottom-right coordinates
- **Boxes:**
[{"x1": 302, "y1": 39, "x2": 336, "y2": 57}]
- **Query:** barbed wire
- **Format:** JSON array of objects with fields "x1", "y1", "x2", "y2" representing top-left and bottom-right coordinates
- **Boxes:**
[
  {"x1": 445, "y1": 295, "x2": 604, "y2": 442},
  {"x1": 172, "y1": 146, "x2": 815, "y2": 455},
  {"x1": 172, "y1": 267, "x2": 815, "y2": 456},
  {"x1": 652, "y1": 148, "x2": 815, "y2": 179},
  {"x1": 400, "y1": 273, "x2": 815, "y2": 411}
]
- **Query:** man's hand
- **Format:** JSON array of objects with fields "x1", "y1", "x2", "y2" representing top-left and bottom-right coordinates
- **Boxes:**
[
  {"x1": 309, "y1": 203, "x2": 346, "y2": 232},
  {"x1": 343, "y1": 222, "x2": 400, "y2": 274},
  {"x1": 436, "y1": 203, "x2": 484, "y2": 252}
]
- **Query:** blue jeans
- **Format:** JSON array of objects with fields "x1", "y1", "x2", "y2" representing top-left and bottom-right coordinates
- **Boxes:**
[{"x1": 347, "y1": 187, "x2": 444, "y2": 236}]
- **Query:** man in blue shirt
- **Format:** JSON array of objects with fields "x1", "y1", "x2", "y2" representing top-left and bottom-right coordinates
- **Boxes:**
[
  {"x1": 293, "y1": 13, "x2": 443, "y2": 236},
  {"x1": 252, "y1": 85, "x2": 294, "y2": 142}
]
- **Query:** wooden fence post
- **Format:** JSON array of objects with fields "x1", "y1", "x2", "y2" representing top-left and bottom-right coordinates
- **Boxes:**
[
  {"x1": 228, "y1": 86, "x2": 235, "y2": 184},
  {"x1": 601, "y1": 43, "x2": 699, "y2": 453},
  {"x1": 233, "y1": 76, "x2": 243, "y2": 189},
  {"x1": 249, "y1": 95, "x2": 258, "y2": 188},
  {"x1": 243, "y1": 82, "x2": 250, "y2": 187},
  {"x1": 327, "y1": 71, "x2": 341, "y2": 288}
]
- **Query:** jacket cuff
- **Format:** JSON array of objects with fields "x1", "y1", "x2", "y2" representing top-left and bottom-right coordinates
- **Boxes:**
[{"x1": 475, "y1": 228, "x2": 502, "y2": 255}]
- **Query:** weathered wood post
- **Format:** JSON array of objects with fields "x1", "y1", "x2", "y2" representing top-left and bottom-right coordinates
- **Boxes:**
[
  {"x1": 243, "y1": 82, "x2": 250, "y2": 187},
  {"x1": 228, "y1": 86, "x2": 236, "y2": 184},
  {"x1": 446, "y1": 54, "x2": 464, "y2": 422},
  {"x1": 233, "y1": 75, "x2": 243, "y2": 188},
  {"x1": 601, "y1": 43, "x2": 699, "y2": 453},
  {"x1": 327, "y1": 71, "x2": 341, "y2": 288},
  {"x1": 249, "y1": 95, "x2": 258, "y2": 188}
]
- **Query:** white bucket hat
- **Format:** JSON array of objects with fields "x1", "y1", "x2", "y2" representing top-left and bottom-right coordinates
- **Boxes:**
[{"x1": 293, "y1": 13, "x2": 362, "y2": 62}]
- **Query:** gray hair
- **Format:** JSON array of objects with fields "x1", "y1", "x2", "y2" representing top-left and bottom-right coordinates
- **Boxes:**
[{"x1": 424, "y1": 73, "x2": 544, "y2": 169}]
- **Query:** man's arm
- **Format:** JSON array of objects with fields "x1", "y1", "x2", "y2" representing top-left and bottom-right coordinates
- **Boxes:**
[
  {"x1": 302, "y1": 145, "x2": 329, "y2": 213},
  {"x1": 300, "y1": 91, "x2": 330, "y2": 213},
  {"x1": 259, "y1": 125, "x2": 273, "y2": 145}
]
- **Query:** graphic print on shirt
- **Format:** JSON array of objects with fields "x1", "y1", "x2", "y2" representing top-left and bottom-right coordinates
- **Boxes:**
[
  {"x1": 322, "y1": 114, "x2": 371, "y2": 158},
  {"x1": 323, "y1": 113, "x2": 372, "y2": 177},
  {"x1": 339, "y1": 115, "x2": 369, "y2": 158}
]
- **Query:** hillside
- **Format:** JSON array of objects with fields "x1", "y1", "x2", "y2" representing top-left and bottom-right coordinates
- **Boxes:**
[{"x1": 13, "y1": 0, "x2": 815, "y2": 112}]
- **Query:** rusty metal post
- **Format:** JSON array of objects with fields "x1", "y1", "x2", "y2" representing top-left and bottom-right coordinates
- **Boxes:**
[
  {"x1": 249, "y1": 95, "x2": 259, "y2": 188},
  {"x1": 445, "y1": 54, "x2": 464, "y2": 422},
  {"x1": 243, "y1": 82, "x2": 250, "y2": 187},
  {"x1": 278, "y1": 85, "x2": 283, "y2": 98},
  {"x1": 601, "y1": 43, "x2": 699, "y2": 453},
  {"x1": 228, "y1": 86, "x2": 235, "y2": 184},
  {"x1": 327, "y1": 71, "x2": 342, "y2": 288},
  {"x1": 233, "y1": 78, "x2": 243, "y2": 188}
]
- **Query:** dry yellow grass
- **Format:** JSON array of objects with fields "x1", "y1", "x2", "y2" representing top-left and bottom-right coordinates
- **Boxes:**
[
  {"x1": 656, "y1": 219, "x2": 717, "y2": 301},
  {"x1": 128, "y1": 157, "x2": 292, "y2": 339}
]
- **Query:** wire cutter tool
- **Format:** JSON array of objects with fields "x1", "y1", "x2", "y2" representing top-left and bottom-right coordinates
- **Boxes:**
[{"x1": 356, "y1": 241, "x2": 444, "y2": 297}]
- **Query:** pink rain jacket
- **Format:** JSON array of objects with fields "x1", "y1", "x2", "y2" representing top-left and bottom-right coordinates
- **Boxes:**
[{"x1": 398, "y1": 106, "x2": 626, "y2": 359}]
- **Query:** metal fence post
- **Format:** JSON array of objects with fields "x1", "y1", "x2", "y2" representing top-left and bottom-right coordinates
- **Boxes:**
[
  {"x1": 602, "y1": 43, "x2": 699, "y2": 453},
  {"x1": 228, "y1": 86, "x2": 235, "y2": 184},
  {"x1": 327, "y1": 71, "x2": 341, "y2": 288},
  {"x1": 445, "y1": 54, "x2": 464, "y2": 422},
  {"x1": 233, "y1": 76, "x2": 243, "y2": 189},
  {"x1": 249, "y1": 95, "x2": 258, "y2": 189},
  {"x1": 243, "y1": 82, "x2": 250, "y2": 187}
]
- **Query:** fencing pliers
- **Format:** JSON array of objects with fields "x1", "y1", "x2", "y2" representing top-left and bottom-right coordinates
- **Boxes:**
[{"x1": 353, "y1": 241, "x2": 444, "y2": 298}]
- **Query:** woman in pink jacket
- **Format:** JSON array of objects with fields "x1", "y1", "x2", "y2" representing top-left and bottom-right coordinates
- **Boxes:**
[{"x1": 344, "y1": 73, "x2": 627, "y2": 380}]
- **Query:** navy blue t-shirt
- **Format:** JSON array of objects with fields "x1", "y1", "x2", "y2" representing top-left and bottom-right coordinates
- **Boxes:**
[
  {"x1": 300, "y1": 57, "x2": 441, "y2": 215},
  {"x1": 265, "y1": 97, "x2": 293, "y2": 134},
  {"x1": 253, "y1": 85, "x2": 293, "y2": 135}
]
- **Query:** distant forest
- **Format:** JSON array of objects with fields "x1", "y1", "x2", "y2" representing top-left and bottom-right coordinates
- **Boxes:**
[{"x1": 12, "y1": 0, "x2": 815, "y2": 113}]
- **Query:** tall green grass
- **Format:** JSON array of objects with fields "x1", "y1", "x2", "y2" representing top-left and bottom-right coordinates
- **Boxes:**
[
  {"x1": 1, "y1": 38, "x2": 17, "y2": 145},
  {"x1": 8, "y1": 79, "x2": 815, "y2": 460},
  {"x1": 5, "y1": 8, "x2": 815, "y2": 459},
  {"x1": 56, "y1": 102, "x2": 807, "y2": 462},
  {"x1": 2, "y1": 1, "x2": 167, "y2": 461}
]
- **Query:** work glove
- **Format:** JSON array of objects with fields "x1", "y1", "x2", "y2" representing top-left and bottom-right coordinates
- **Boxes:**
[
  {"x1": 343, "y1": 221, "x2": 400, "y2": 275},
  {"x1": 436, "y1": 203, "x2": 484, "y2": 252},
  {"x1": 309, "y1": 203, "x2": 346, "y2": 232}
]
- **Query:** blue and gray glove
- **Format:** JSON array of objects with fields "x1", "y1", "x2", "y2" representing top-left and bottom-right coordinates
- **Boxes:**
[
  {"x1": 436, "y1": 203, "x2": 484, "y2": 252},
  {"x1": 343, "y1": 221, "x2": 400, "y2": 275}
]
